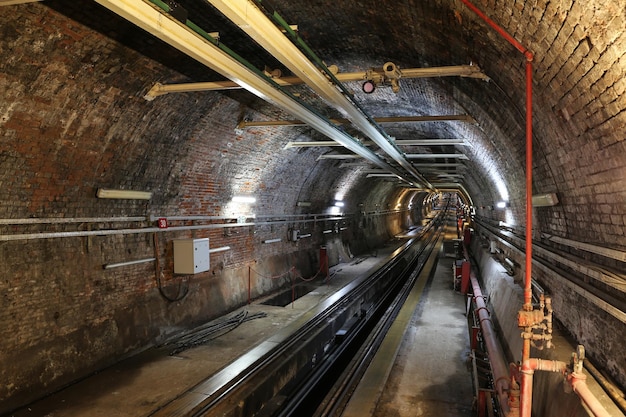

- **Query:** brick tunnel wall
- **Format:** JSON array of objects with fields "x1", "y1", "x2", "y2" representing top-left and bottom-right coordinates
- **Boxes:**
[
  {"x1": 2, "y1": 0, "x2": 625, "y2": 412},
  {"x1": 0, "y1": 5, "x2": 417, "y2": 412}
]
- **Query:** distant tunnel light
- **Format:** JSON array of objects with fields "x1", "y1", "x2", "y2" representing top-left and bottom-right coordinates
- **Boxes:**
[
  {"x1": 496, "y1": 201, "x2": 509, "y2": 209},
  {"x1": 232, "y1": 195, "x2": 256, "y2": 203},
  {"x1": 334, "y1": 201, "x2": 345, "y2": 207},
  {"x1": 97, "y1": 189, "x2": 152, "y2": 200}
]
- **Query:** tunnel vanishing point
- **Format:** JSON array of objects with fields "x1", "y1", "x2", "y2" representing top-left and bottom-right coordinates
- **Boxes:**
[{"x1": 0, "y1": 0, "x2": 625, "y2": 415}]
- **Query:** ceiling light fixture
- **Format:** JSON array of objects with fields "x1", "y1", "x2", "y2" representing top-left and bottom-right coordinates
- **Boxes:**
[{"x1": 532, "y1": 193, "x2": 559, "y2": 207}]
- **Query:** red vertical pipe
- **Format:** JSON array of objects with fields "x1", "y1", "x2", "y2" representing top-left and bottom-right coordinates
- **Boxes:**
[
  {"x1": 248, "y1": 265, "x2": 252, "y2": 305},
  {"x1": 458, "y1": 0, "x2": 535, "y2": 310},
  {"x1": 457, "y1": 2, "x2": 535, "y2": 414},
  {"x1": 524, "y1": 60, "x2": 533, "y2": 311}
]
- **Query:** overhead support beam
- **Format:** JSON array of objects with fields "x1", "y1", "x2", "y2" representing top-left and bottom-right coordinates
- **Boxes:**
[
  {"x1": 95, "y1": 0, "x2": 415, "y2": 185},
  {"x1": 145, "y1": 66, "x2": 489, "y2": 98},
  {"x1": 284, "y1": 138, "x2": 467, "y2": 149},
  {"x1": 391, "y1": 139, "x2": 467, "y2": 146},
  {"x1": 419, "y1": 168, "x2": 467, "y2": 173},
  {"x1": 431, "y1": 174, "x2": 464, "y2": 178},
  {"x1": 317, "y1": 154, "x2": 364, "y2": 160},
  {"x1": 411, "y1": 162, "x2": 466, "y2": 168},
  {"x1": 0, "y1": 0, "x2": 42, "y2": 5},
  {"x1": 338, "y1": 162, "x2": 373, "y2": 168},
  {"x1": 203, "y1": 0, "x2": 433, "y2": 188},
  {"x1": 405, "y1": 153, "x2": 469, "y2": 160},
  {"x1": 239, "y1": 114, "x2": 476, "y2": 129},
  {"x1": 366, "y1": 173, "x2": 401, "y2": 178}
]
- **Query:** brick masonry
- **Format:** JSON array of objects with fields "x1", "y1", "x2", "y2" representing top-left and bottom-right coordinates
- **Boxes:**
[{"x1": 0, "y1": 0, "x2": 624, "y2": 411}]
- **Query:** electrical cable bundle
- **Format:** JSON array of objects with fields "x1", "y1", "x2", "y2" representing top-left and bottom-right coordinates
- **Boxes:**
[{"x1": 166, "y1": 310, "x2": 267, "y2": 355}]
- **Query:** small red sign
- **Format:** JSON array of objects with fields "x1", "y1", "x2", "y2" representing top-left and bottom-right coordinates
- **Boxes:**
[{"x1": 157, "y1": 218, "x2": 168, "y2": 229}]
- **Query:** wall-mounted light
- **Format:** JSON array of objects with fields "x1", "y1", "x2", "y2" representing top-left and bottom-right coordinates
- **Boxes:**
[
  {"x1": 232, "y1": 195, "x2": 256, "y2": 203},
  {"x1": 532, "y1": 193, "x2": 559, "y2": 207},
  {"x1": 496, "y1": 201, "x2": 509, "y2": 209},
  {"x1": 96, "y1": 189, "x2": 152, "y2": 200},
  {"x1": 329, "y1": 206, "x2": 342, "y2": 215},
  {"x1": 297, "y1": 201, "x2": 311, "y2": 207}
]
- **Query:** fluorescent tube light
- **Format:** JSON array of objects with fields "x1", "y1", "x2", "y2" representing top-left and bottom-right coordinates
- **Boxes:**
[
  {"x1": 97, "y1": 189, "x2": 152, "y2": 200},
  {"x1": 232, "y1": 196, "x2": 256, "y2": 203}
]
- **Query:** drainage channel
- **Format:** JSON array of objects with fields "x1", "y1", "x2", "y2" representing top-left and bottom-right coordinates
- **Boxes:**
[{"x1": 262, "y1": 284, "x2": 319, "y2": 307}]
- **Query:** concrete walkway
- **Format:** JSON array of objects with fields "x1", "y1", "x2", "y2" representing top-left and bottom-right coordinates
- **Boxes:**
[{"x1": 372, "y1": 232, "x2": 474, "y2": 416}]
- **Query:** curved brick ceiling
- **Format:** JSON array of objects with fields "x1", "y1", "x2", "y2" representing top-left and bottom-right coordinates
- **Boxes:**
[{"x1": 8, "y1": 0, "x2": 626, "y2": 249}]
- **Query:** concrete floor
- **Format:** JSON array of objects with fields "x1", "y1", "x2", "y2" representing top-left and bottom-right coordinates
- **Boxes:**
[
  {"x1": 341, "y1": 228, "x2": 474, "y2": 417},
  {"x1": 7, "y1": 240, "x2": 412, "y2": 417},
  {"x1": 372, "y1": 237, "x2": 473, "y2": 416},
  {"x1": 6, "y1": 224, "x2": 623, "y2": 417}
]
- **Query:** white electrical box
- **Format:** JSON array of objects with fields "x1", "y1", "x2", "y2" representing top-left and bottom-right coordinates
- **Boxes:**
[{"x1": 173, "y1": 238, "x2": 210, "y2": 274}]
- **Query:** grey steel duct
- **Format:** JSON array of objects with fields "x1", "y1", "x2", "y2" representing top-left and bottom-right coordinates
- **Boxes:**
[
  {"x1": 206, "y1": 0, "x2": 433, "y2": 189},
  {"x1": 95, "y1": 0, "x2": 419, "y2": 185}
]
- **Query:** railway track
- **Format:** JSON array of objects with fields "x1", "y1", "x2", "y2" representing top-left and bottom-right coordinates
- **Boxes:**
[{"x1": 151, "y1": 204, "x2": 451, "y2": 417}]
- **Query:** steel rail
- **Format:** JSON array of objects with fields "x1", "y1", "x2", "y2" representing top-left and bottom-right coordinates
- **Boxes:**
[
  {"x1": 474, "y1": 217, "x2": 626, "y2": 320},
  {"x1": 309, "y1": 214, "x2": 450, "y2": 417},
  {"x1": 197, "y1": 217, "x2": 443, "y2": 417},
  {"x1": 148, "y1": 209, "x2": 447, "y2": 417},
  {"x1": 278, "y1": 216, "x2": 447, "y2": 417}
]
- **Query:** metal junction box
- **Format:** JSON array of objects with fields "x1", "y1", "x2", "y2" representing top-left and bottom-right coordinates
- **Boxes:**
[{"x1": 173, "y1": 238, "x2": 210, "y2": 274}]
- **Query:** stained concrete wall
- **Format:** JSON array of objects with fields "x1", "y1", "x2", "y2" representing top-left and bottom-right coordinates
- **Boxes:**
[{"x1": 471, "y1": 235, "x2": 624, "y2": 416}]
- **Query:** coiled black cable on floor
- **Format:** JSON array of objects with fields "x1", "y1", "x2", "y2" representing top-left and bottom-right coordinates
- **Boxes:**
[{"x1": 165, "y1": 310, "x2": 267, "y2": 355}]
